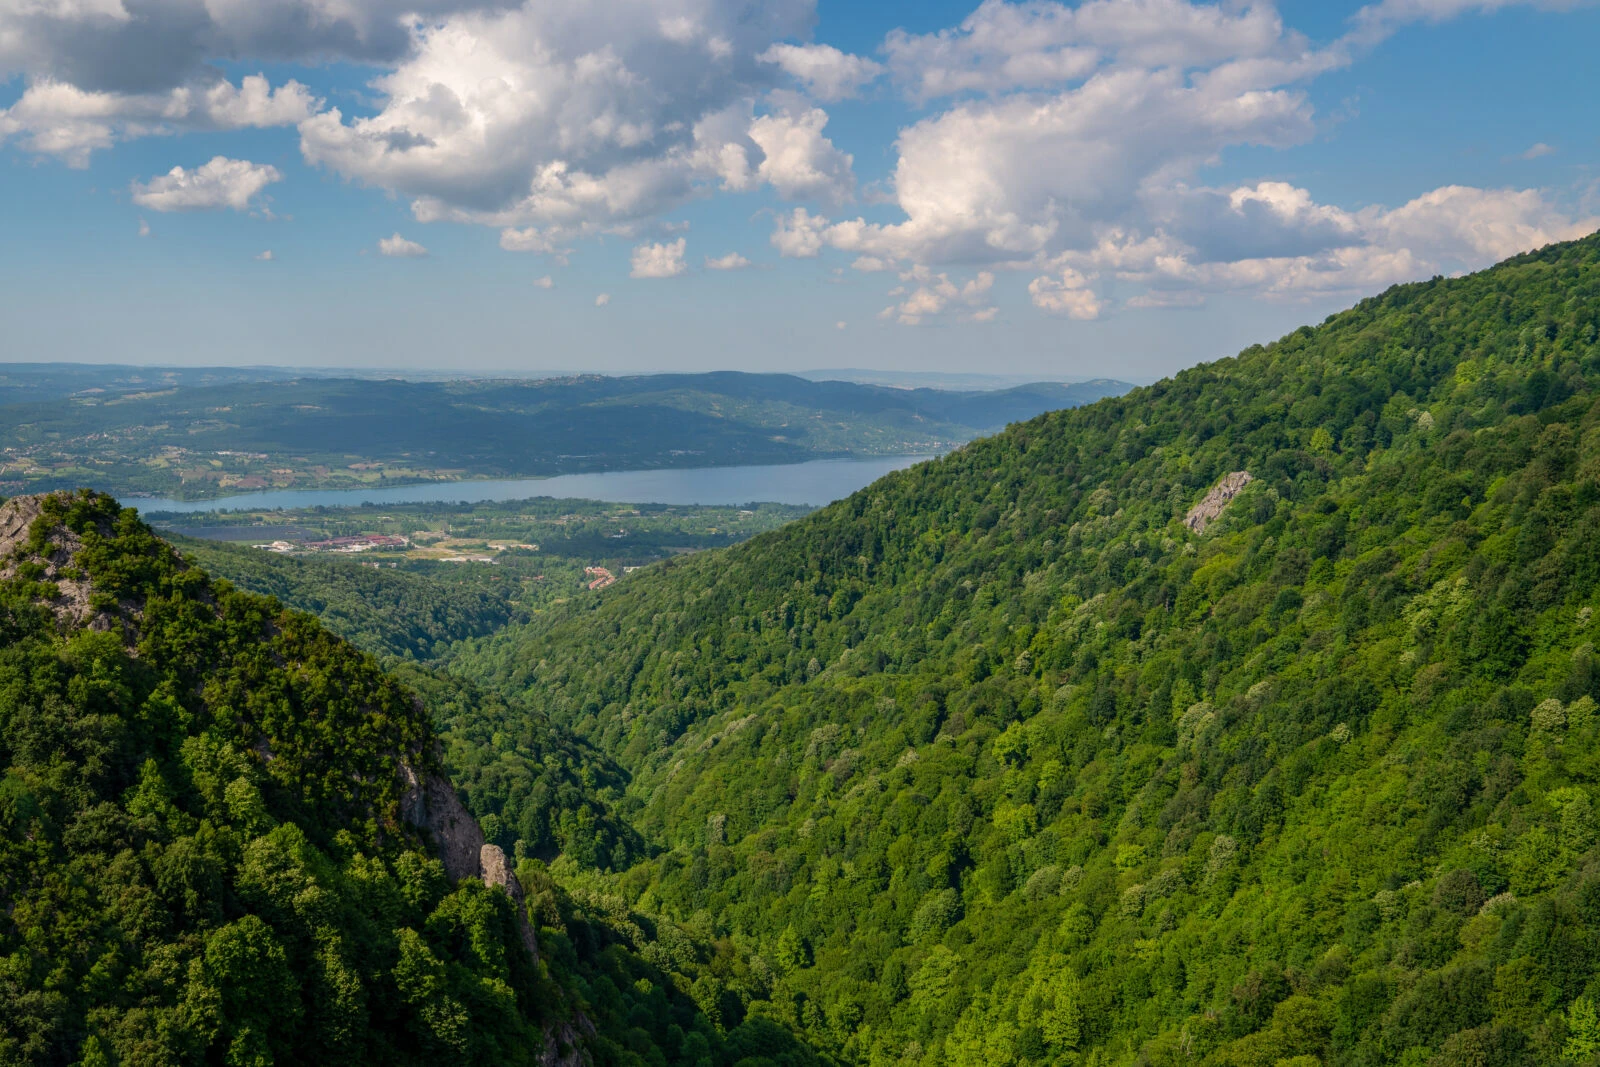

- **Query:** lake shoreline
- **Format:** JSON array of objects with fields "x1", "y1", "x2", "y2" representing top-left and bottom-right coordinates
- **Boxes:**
[{"x1": 133, "y1": 454, "x2": 942, "y2": 516}]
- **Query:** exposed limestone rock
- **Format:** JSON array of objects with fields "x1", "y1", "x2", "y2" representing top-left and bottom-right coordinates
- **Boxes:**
[
  {"x1": 397, "y1": 767, "x2": 542, "y2": 961},
  {"x1": 1184, "y1": 471, "x2": 1255, "y2": 533},
  {"x1": 541, "y1": 1014, "x2": 597, "y2": 1067},
  {"x1": 481, "y1": 843, "x2": 540, "y2": 962},
  {"x1": 0, "y1": 494, "x2": 115, "y2": 629},
  {"x1": 398, "y1": 762, "x2": 485, "y2": 883}
]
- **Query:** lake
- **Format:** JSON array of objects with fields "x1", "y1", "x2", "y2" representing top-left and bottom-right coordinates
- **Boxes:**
[{"x1": 132, "y1": 455, "x2": 939, "y2": 515}]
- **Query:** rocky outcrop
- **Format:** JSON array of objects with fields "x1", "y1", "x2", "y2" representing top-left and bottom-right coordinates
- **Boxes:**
[
  {"x1": 399, "y1": 762, "x2": 485, "y2": 882},
  {"x1": 398, "y1": 762, "x2": 540, "y2": 962},
  {"x1": 0, "y1": 494, "x2": 111, "y2": 629},
  {"x1": 481, "y1": 843, "x2": 540, "y2": 961},
  {"x1": 541, "y1": 1015, "x2": 597, "y2": 1067},
  {"x1": 1184, "y1": 471, "x2": 1254, "y2": 533}
]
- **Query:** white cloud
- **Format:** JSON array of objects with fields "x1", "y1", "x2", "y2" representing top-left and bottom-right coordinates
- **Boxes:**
[
  {"x1": 705, "y1": 251, "x2": 751, "y2": 270},
  {"x1": 1066, "y1": 182, "x2": 1598, "y2": 304},
  {"x1": 1520, "y1": 142, "x2": 1556, "y2": 160},
  {"x1": 1372, "y1": 184, "x2": 1593, "y2": 264},
  {"x1": 630, "y1": 237, "x2": 687, "y2": 278},
  {"x1": 532, "y1": 275, "x2": 554, "y2": 288},
  {"x1": 595, "y1": 292, "x2": 612, "y2": 306},
  {"x1": 761, "y1": 0, "x2": 1596, "y2": 317},
  {"x1": 137, "y1": 218, "x2": 149, "y2": 238},
  {"x1": 749, "y1": 106, "x2": 855, "y2": 203},
  {"x1": 1028, "y1": 267, "x2": 1102, "y2": 319},
  {"x1": 881, "y1": 266, "x2": 995, "y2": 325},
  {"x1": 378, "y1": 233, "x2": 428, "y2": 257},
  {"x1": 759, "y1": 43, "x2": 883, "y2": 101},
  {"x1": 777, "y1": 61, "x2": 1327, "y2": 267},
  {"x1": 499, "y1": 227, "x2": 571, "y2": 257},
  {"x1": 0, "y1": 75, "x2": 316, "y2": 166},
  {"x1": 835, "y1": 320, "x2": 847, "y2": 329},
  {"x1": 883, "y1": 0, "x2": 1300, "y2": 103},
  {"x1": 297, "y1": 0, "x2": 816, "y2": 234},
  {"x1": 770, "y1": 206, "x2": 829, "y2": 258},
  {"x1": 4, "y1": 0, "x2": 1594, "y2": 316},
  {"x1": 255, "y1": 250, "x2": 275, "y2": 261},
  {"x1": 1346, "y1": 0, "x2": 1587, "y2": 46},
  {"x1": 130, "y1": 156, "x2": 283, "y2": 213}
]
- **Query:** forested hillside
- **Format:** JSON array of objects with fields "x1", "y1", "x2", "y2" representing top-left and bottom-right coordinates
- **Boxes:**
[
  {"x1": 448, "y1": 234, "x2": 1600, "y2": 1064},
  {"x1": 0, "y1": 491, "x2": 819, "y2": 1066},
  {"x1": 168, "y1": 536, "x2": 520, "y2": 660}
]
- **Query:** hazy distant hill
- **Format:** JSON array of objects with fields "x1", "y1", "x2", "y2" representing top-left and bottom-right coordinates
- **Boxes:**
[
  {"x1": 0, "y1": 371, "x2": 1130, "y2": 499},
  {"x1": 801, "y1": 368, "x2": 1135, "y2": 392},
  {"x1": 0, "y1": 363, "x2": 306, "y2": 405}
]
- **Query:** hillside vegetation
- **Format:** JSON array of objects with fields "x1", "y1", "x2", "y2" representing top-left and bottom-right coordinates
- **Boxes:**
[
  {"x1": 447, "y1": 234, "x2": 1600, "y2": 1065},
  {"x1": 0, "y1": 491, "x2": 819, "y2": 1067}
]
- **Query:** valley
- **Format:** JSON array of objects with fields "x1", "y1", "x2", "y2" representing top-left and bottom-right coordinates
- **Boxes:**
[
  {"x1": 7, "y1": 1, "x2": 1593, "y2": 1063},
  {"x1": 7, "y1": 236, "x2": 1600, "y2": 1065}
]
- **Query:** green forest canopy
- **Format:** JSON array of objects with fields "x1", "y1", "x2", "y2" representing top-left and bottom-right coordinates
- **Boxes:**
[
  {"x1": 0, "y1": 491, "x2": 816, "y2": 1067},
  {"x1": 443, "y1": 233, "x2": 1600, "y2": 1065},
  {"x1": 13, "y1": 233, "x2": 1600, "y2": 1066}
]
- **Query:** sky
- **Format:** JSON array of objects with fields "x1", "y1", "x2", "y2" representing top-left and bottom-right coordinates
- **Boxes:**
[{"x1": 1, "y1": 0, "x2": 1597, "y2": 382}]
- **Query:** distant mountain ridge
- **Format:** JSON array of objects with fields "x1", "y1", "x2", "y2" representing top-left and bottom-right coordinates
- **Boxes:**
[
  {"x1": 0, "y1": 371, "x2": 1130, "y2": 500},
  {"x1": 799, "y1": 369, "x2": 1138, "y2": 392}
]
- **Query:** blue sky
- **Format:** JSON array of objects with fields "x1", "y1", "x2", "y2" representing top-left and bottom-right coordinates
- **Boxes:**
[{"x1": 1, "y1": 0, "x2": 1596, "y2": 382}]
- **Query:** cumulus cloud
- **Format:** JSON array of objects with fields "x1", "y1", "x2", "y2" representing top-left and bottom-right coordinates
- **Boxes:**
[
  {"x1": 137, "y1": 218, "x2": 150, "y2": 238},
  {"x1": 297, "y1": 0, "x2": 822, "y2": 234},
  {"x1": 749, "y1": 107, "x2": 854, "y2": 203},
  {"x1": 881, "y1": 266, "x2": 995, "y2": 325},
  {"x1": 1520, "y1": 142, "x2": 1556, "y2": 160},
  {"x1": 532, "y1": 275, "x2": 554, "y2": 288},
  {"x1": 1060, "y1": 182, "x2": 1598, "y2": 306},
  {"x1": 4, "y1": 0, "x2": 1595, "y2": 321},
  {"x1": 255, "y1": 250, "x2": 275, "y2": 261},
  {"x1": 1346, "y1": 0, "x2": 1586, "y2": 46},
  {"x1": 764, "y1": 0, "x2": 1596, "y2": 316},
  {"x1": 378, "y1": 233, "x2": 428, "y2": 257},
  {"x1": 0, "y1": 75, "x2": 316, "y2": 166},
  {"x1": 759, "y1": 42, "x2": 883, "y2": 101},
  {"x1": 1028, "y1": 267, "x2": 1102, "y2": 319},
  {"x1": 777, "y1": 60, "x2": 1330, "y2": 268},
  {"x1": 631, "y1": 237, "x2": 688, "y2": 278},
  {"x1": 706, "y1": 251, "x2": 751, "y2": 270},
  {"x1": 131, "y1": 156, "x2": 282, "y2": 212},
  {"x1": 770, "y1": 206, "x2": 829, "y2": 258},
  {"x1": 883, "y1": 0, "x2": 1301, "y2": 103},
  {"x1": 595, "y1": 292, "x2": 611, "y2": 306}
]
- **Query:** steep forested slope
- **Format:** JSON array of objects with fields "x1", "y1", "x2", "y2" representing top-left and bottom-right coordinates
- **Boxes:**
[
  {"x1": 0, "y1": 491, "x2": 553, "y2": 1064},
  {"x1": 451, "y1": 234, "x2": 1600, "y2": 1064},
  {"x1": 0, "y1": 491, "x2": 820, "y2": 1067}
]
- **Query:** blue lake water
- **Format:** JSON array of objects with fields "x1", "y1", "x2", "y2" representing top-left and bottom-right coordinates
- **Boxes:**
[{"x1": 132, "y1": 455, "x2": 939, "y2": 515}]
